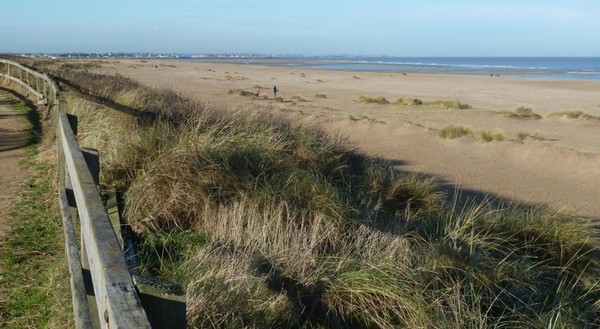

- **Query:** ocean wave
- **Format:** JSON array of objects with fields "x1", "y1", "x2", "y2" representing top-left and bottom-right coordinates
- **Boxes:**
[
  {"x1": 324, "y1": 60, "x2": 549, "y2": 70},
  {"x1": 567, "y1": 71, "x2": 600, "y2": 75}
]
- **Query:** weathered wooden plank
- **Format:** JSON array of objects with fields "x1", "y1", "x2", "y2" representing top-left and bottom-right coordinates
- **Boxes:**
[
  {"x1": 0, "y1": 73, "x2": 45, "y2": 99},
  {"x1": 0, "y1": 59, "x2": 57, "y2": 106},
  {"x1": 58, "y1": 187, "x2": 94, "y2": 329},
  {"x1": 59, "y1": 113, "x2": 150, "y2": 329},
  {"x1": 0, "y1": 59, "x2": 49, "y2": 81}
]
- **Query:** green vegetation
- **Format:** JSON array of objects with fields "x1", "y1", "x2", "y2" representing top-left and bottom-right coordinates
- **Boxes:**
[
  {"x1": 0, "y1": 95, "x2": 71, "y2": 328},
  {"x1": 439, "y1": 124, "x2": 471, "y2": 139},
  {"x1": 357, "y1": 95, "x2": 389, "y2": 104},
  {"x1": 16, "y1": 59, "x2": 600, "y2": 328},
  {"x1": 501, "y1": 106, "x2": 542, "y2": 119},
  {"x1": 549, "y1": 110, "x2": 600, "y2": 121},
  {"x1": 0, "y1": 160, "x2": 71, "y2": 329}
]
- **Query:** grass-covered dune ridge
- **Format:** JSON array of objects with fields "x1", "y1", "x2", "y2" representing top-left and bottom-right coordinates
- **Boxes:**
[{"x1": 24, "y1": 59, "x2": 600, "y2": 328}]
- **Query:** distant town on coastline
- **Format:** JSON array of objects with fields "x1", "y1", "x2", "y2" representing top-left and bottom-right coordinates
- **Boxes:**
[{"x1": 5, "y1": 52, "x2": 283, "y2": 60}]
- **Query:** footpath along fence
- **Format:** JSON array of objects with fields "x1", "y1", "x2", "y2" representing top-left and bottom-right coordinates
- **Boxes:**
[{"x1": 0, "y1": 59, "x2": 179, "y2": 328}]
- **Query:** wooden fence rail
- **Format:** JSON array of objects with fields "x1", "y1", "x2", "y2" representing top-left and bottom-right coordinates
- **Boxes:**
[{"x1": 0, "y1": 58, "x2": 152, "y2": 328}]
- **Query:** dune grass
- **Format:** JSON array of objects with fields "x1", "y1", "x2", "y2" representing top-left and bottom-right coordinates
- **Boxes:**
[
  {"x1": 439, "y1": 124, "x2": 471, "y2": 139},
  {"x1": 477, "y1": 129, "x2": 505, "y2": 143},
  {"x1": 549, "y1": 110, "x2": 600, "y2": 121},
  {"x1": 314, "y1": 92, "x2": 328, "y2": 99},
  {"x1": 427, "y1": 100, "x2": 472, "y2": 110},
  {"x1": 518, "y1": 131, "x2": 546, "y2": 141},
  {"x1": 228, "y1": 89, "x2": 256, "y2": 97},
  {"x1": 392, "y1": 97, "x2": 423, "y2": 106},
  {"x1": 291, "y1": 95, "x2": 307, "y2": 102},
  {"x1": 501, "y1": 106, "x2": 542, "y2": 119},
  {"x1": 20, "y1": 60, "x2": 600, "y2": 328},
  {"x1": 361, "y1": 97, "x2": 470, "y2": 109},
  {"x1": 439, "y1": 124, "x2": 505, "y2": 142},
  {"x1": 358, "y1": 95, "x2": 389, "y2": 104}
]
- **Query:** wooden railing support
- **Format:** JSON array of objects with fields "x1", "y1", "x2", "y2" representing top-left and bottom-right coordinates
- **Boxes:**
[{"x1": 58, "y1": 113, "x2": 150, "y2": 328}]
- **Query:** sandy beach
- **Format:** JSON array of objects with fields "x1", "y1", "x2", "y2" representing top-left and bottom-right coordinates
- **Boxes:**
[{"x1": 95, "y1": 59, "x2": 600, "y2": 220}]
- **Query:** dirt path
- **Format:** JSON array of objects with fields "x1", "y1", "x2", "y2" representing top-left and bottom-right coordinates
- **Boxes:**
[{"x1": 0, "y1": 93, "x2": 31, "y2": 239}]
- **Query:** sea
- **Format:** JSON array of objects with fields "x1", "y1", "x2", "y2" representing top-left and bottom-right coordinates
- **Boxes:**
[{"x1": 201, "y1": 56, "x2": 600, "y2": 81}]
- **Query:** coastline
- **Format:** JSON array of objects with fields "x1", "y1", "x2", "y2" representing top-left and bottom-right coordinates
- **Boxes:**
[
  {"x1": 177, "y1": 57, "x2": 600, "y2": 81},
  {"x1": 95, "y1": 59, "x2": 600, "y2": 220}
]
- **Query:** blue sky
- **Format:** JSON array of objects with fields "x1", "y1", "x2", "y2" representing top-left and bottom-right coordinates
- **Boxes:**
[{"x1": 1, "y1": 0, "x2": 599, "y2": 56}]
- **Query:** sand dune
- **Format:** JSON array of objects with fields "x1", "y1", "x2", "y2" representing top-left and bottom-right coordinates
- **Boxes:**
[{"x1": 97, "y1": 60, "x2": 600, "y2": 220}]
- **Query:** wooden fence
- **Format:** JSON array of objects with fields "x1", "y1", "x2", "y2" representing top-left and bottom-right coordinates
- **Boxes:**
[{"x1": 0, "y1": 59, "x2": 153, "y2": 328}]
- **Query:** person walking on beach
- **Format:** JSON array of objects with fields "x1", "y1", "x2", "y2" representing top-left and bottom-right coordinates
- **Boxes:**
[{"x1": 273, "y1": 85, "x2": 279, "y2": 97}]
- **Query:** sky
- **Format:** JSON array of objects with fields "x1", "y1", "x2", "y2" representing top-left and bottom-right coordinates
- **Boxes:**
[{"x1": 1, "y1": 0, "x2": 599, "y2": 56}]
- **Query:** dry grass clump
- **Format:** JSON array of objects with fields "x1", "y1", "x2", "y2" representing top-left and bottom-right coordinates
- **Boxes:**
[
  {"x1": 428, "y1": 100, "x2": 472, "y2": 110},
  {"x1": 123, "y1": 110, "x2": 440, "y2": 233},
  {"x1": 314, "y1": 93, "x2": 328, "y2": 99},
  {"x1": 439, "y1": 124, "x2": 471, "y2": 139},
  {"x1": 518, "y1": 131, "x2": 546, "y2": 141},
  {"x1": 183, "y1": 202, "x2": 432, "y2": 328},
  {"x1": 228, "y1": 89, "x2": 255, "y2": 97},
  {"x1": 291, "y1": 95, "x2": 307, "y2": 102},
  {"x1": 58, "y1": 61, "x2": 103, "y2": 71},
  {"x1": 179, "y1": 198, "x2": 600, "y2": 328},
  {"x1": 39, "y1": 64, "x2": 600, "y2": 328},
  {"x1": 392, "y1": 98, "x2": 423, "y2": 106},
  {"x1": 549, "y1": 110, "x2": 600, "y2": 121},
  {"x1": 477, "y1": 129, "x2": 505, "y2": 143},
  {"x1": 358, "y1": 95, "x2": 389, "y2": 104},
  {"x1": 502, "y1": 106, "x2": 542, "y2": 119}
]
